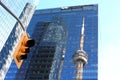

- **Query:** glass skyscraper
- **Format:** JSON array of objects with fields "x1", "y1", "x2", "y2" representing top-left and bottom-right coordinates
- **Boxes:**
[
  {"x1": 26, "y1": 4, "x2": 98, "y2": 80},
  {"x1": 0, "y1": 0, "x2": 36, "y2": 80},
  {"x1": 2, "y1": 3, "x2": 98, "y2": 80}
]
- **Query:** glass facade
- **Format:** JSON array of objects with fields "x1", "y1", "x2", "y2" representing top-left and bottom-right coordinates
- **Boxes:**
[
  {"x1": 2, "y1": 4, "x2": 98, "y2": 80},
  {"x1": 0, "y1": 0, "x2": 36, "y2": 80},
  {"x1": 27, "y1": 4, "x2": 98, "y2": 80}
]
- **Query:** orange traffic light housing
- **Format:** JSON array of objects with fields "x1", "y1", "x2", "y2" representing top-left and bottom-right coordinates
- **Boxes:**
[{"x1": 13, "y1": 32, "x2": 35, "y2": 69}]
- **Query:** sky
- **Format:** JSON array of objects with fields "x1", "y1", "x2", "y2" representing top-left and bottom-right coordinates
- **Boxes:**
[{"x1": 36, "y1": 0, "x2": 120, "y2": 80}]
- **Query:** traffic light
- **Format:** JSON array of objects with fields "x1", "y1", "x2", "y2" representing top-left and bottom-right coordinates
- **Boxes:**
[{"x1": 13, "y1": 31, "x2": 35, "y2": 69}]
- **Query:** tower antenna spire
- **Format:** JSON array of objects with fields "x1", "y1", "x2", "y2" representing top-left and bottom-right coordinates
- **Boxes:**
[
  {"x1": 72, "y1": 17, "x2": 88, "y2": 80},
  {"x1": 80, "y1": 17, "x2": 85, "y2": 50}
]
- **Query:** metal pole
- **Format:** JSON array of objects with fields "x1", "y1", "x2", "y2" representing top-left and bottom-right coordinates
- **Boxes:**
[{"x1": 0, "y1": 1, "x2": 25, "y2": 31}]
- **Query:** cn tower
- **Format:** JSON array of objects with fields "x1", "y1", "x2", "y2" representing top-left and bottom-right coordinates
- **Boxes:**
[{"x1": 72, "y1": 17, "x2": 88, "y2": 80}]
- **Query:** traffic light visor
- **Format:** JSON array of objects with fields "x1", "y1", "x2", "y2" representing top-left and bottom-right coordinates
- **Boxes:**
[
  {"x1": 17, "y1": 54, "x2": 27, "y2": 60},
  {"x1": 26, "y1": 39, "x2": 35, "y2": 47}
]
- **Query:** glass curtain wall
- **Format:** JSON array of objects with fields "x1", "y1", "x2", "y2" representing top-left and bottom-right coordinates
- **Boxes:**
[{"x1": 0, "y1": 0, "x2": 36, "y2": 80}]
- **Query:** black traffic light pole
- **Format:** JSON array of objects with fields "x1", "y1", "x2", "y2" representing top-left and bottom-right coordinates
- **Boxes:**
[{"x1": 0, "y1": 1, "x2": 25, "y2": 31}]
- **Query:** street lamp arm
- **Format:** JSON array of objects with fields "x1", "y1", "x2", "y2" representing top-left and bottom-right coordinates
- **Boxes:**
[{"x1": 0, "y1": 1, "x2": 25, "y2": 31}]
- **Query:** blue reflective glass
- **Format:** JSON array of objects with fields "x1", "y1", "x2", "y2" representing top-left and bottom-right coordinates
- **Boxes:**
[{"x1": 4, "y1": 4, "x2": 98, "y2": 80}]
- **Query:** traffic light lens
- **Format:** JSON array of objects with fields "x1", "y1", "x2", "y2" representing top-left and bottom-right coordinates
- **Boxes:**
[
  {"x1": 24, "y1": 48, "x2": 30, "y2": 53},
  {"x1": 21, "y1": 47, "x2": 30, "y2": 53},
  {"x1": 26, "y1": 39, "x2": 35, "y2": 47}
]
